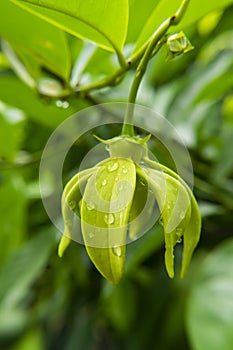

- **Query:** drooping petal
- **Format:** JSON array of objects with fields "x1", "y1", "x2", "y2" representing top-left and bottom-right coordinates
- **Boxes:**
[
  {"x1": 141, "y1": 159, "x2": 201, "y2": 278},
  {"x1": 59, "y1": 167, "x2": 96, "y2": 257},
  {"x1": 81, "y1": 158, "x2": 136, "y2": 284},
  {"x1": 137, "y1": 165, "x2": 192, "y2": 278},
  {"x1": 180, "y1": 195, "x2": 201, "y2": 278}
]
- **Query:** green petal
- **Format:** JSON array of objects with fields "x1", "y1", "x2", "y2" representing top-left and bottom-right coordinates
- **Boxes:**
[
  {"x1": 59, "y1": 167, "x2": 96, "y2": 257},
  {"x1": 180, "y1": 195, "x2": 201, "y2": 278},
  {"x1": 142, "y1": 159, "x2": 201, "y2": 278},
  {"x1": 138, "y1": 166, "x2": 191, "y2": 278},
  {"x1": 128, "y1": 175, "x2": 156, "y2": 241},
  {"x1": 81, "y1": 158, "x2": 136, "y2": 284}
]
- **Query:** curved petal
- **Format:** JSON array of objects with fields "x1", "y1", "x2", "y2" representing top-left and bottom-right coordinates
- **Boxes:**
[
  {"x1": 143, "y1": 158, "x2": 201, "y2": 278},
  {"x1": 137, "y1": 164, "x2": 194, "y2": 278},
  {"x1": 81, "y1": 158, "x2": 136, "y2": 284},
  {"x1": 128, "y1": 175, "x2": 156, "y2": 241},
  {"x1": 58, "y1": 167, "x2": 96, "y2": 257}
]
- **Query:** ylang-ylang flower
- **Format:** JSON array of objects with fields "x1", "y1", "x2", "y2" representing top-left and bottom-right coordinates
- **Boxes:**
[{"x1": 59, "y1": 136, "x2": 201, "y2": 284}]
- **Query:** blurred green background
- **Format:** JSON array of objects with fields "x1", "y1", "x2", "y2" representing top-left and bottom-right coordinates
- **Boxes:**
[{"x1": 0, "y1": 1, "x2": 233, "y2": 349}]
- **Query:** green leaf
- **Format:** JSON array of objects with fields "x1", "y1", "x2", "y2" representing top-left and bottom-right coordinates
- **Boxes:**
[
  {"x1": 135, "y1": 0, "x2": 233, "y2": 53},
  {"x1": 0, "y1": 102, "x2": 25, "y2": 161},
  {"x1": 0, "y1": 229, "x2": 57, "y2": 304},
  {"x1": 126, "y1": 0, "x2": 160, "y2": 43},
  {"x1": 81, "y1": 158, "x2": 136, "y2": 284},
  {"x1": 101, "y1": 280, "x2": 137, "y2": 333},
  {"x1": 186, "y1": 238, "x2": 233, "y2": 350},
  {"x1": 194, "y1": 71, "x2": 233, "y2": 103},
  {"x1": 126, "y1": 225, "x2": 164, "y2": 272},
  {"x1": 0, "y1": 75, "x2": 88, "y2": 128},
  {"x1": 10, "y1": 328, "x2": 44, "y2": 350},
  {"x1": 12, "y1": 0, "x2": 129, "y2": 54},
  {"x1": 0, "y1": 174, "x2": 27, "y2": 267},
  {"x1": 1, "y1": 0, "x2": 70, "y2": 80}
]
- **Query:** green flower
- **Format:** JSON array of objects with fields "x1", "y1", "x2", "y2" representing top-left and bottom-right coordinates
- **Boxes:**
[{"x1": 58, "y1": 136, "x2": 201, "y2": 284}]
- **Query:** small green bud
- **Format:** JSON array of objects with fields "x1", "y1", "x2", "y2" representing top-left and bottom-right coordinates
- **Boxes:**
[{"x1": 166, "y1": 31, "x2": 194, "y2": 61}]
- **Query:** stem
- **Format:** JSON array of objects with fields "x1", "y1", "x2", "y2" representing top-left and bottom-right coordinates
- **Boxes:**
[{"x1": 121, "y1": 0, "x2": 190, "y2": 136}]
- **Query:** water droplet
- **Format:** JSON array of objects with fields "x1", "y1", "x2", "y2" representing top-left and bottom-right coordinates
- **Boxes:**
[
  {"x1": 122, "y1": 169, "x2": 128, "y2": 174},
  {"x1": 118, "y1": 183, "x2": 124, "y2": 191},
  {"x1": 68, "y1": 200, "x2": 76, "y2": 209},
  {"x1": 89, "y1": 232, "x2": 95, "y2": 239},
  {"x1": 176, "y1": 227, "x2": 183, "y2": 235},
  {"x1": 139, "y1": 178, "x2": 146, "y2": 186},
  {"x1": 104, "y1": 213, "x2": 114, "y2": 225},
  {"x1": 87, "y1": 201, "x2": 95, "y2": 211},
  {"x1": 140, "y1": 160, "x2": 145, "y2": 165},
  {"x1": 102, "y1": 179, "x2": 107, "y2": 186},
  {"x1": 56, "y1": 100, "x2": 69, "y2": 109},
  {"x1": 108, "y1": 162, "x2": 119, "y2": 172},
  {"x1": 112, "y1": 244, "x2": 122, "y2": 257},
  {"x1": 176, "y1": 227, "x2": 183, "y2": 243},
  {"x1": 115, "y1": 177, "x2": 119, "y2": 182}
]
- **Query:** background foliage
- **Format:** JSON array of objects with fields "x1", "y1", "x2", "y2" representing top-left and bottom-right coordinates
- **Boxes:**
[{"x1": 0, "y1": 0, "x2": 233, "y2": 349}]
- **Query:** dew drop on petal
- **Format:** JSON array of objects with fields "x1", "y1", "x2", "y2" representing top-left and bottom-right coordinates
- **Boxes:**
[
  {"x1": 87, "y1": 201, "x2": 95, "y2": 211},
  {"x1": 68, "y1": 200, "x2": 76, "y2": 209},
  {"x1": 176, "y1": 227, "x2": 183, "y2": 235},
  {"x1": 108, "y1": 162, "x2": 119, "y2": 172},
  {"x1": 104, "y1": 213, "x2": 114, "y2": 225},
  {"x1": 102, "y1": 179, "x2": 107, "y2": 186},
  {"x1": 176, "y1": 227, "x2": 183, "y2": 243},
  {"x1": 89, "y1": 232, "x2": 95, "y2": 239},
  {"x1": 115, "y1": 177, "x2": 119, "y2": 182},
  {"x1": 139, "y1": 178, "x2": 146, "y2": 186},
  {"x1": 122, "y1": 169, "x2": 128, "y2": 174},
  {"x1": 112, "y1": 244, "x2": 122, "y2": 257},
  {"x1": 118, "y1": 183, "x2": 124, "y2": 191}
]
